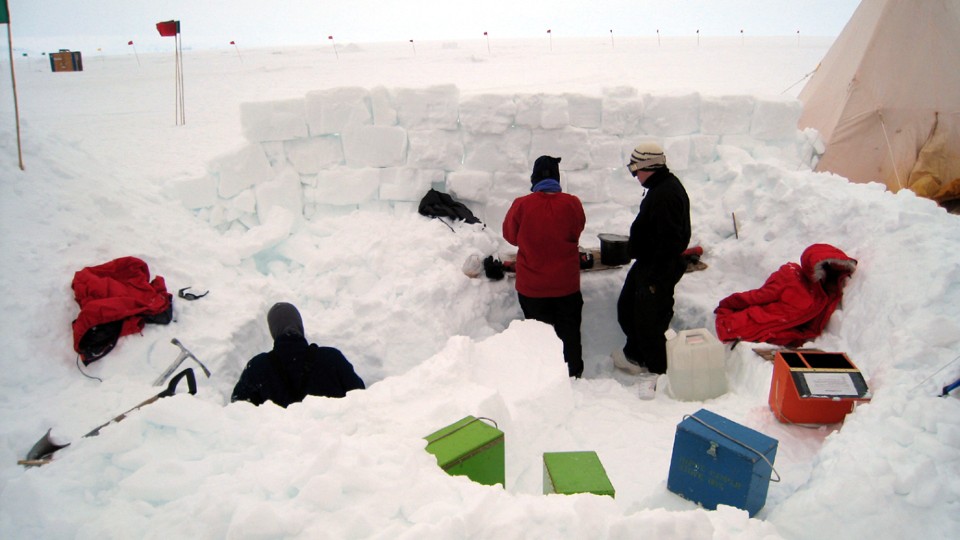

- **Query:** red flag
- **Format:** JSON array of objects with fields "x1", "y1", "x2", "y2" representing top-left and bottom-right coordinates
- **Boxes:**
[
  {"x1": 409, "y1": 39, "x2": 414, "y2": 42},
  {"x1": 156, "y1": 20, "x2": 179, "y2": 37},
  {"x1": 128, "y1": 41, "x2": 133, "y2": 45},
  {"x1": 483, "y1": 31, "x2": 488, "y2": 36},
  {"x1": 328, "y1": 36, "x2": 333, "y2": 40},
  {"x1": 547, "y1": 29, "x2": 551, "y2": 33},
  {"x1": 230, "y1": 40, "x2": 235, "y2": 45}
]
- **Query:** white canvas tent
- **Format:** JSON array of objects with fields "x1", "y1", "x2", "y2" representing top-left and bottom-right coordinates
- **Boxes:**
[{"x1": 798, "y1": 0, "x2": 960, "y2": 203}]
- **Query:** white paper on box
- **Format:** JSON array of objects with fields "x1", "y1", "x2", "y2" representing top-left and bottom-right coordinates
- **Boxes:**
[{"x1": 802, "y1": 372, "x2": 858, "y2": 396}]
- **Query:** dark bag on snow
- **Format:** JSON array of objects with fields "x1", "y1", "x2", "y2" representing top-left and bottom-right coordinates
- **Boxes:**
[{"x1": 418, "y1": 189, "x2": 481, "y2": 225}]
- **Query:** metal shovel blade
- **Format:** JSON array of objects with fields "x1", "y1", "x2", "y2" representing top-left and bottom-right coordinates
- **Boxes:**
[{"x1": 21, "y1": 428, "x2": 71, "y2": 465}]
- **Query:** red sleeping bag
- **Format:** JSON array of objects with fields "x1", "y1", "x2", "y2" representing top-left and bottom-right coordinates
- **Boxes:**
[{"x1": 714, "y1": 244, "x2": 857, "y2": 347}]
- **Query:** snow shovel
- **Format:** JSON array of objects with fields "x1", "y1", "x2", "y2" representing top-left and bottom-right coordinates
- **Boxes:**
[{"x1": 18, "y1": 367, "x2": 198, "y2": 467}]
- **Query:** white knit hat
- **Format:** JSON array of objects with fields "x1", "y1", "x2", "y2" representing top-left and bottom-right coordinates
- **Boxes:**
[{"x1": 627, "y1": 141, "x2": 666, "y2": 172}]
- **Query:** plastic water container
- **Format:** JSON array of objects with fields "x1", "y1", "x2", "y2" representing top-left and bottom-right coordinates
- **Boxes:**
[{"x1": 667, "y1": 329, "x2": 728, "y2": 401}]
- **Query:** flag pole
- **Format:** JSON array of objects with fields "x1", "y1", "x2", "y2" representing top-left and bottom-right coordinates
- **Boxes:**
[
  {"x1": 177, "y1": 30, "x2": 185, "y2": 125},
  {"x1": 128, "y1": 41, "x2": 140, "y2": 67},
  {"x1": 230, "y1": 40, "x2": 242, "y2": 63},
  {"x1": 4, "y1": 17, "x2": 24, "y2": 170}
]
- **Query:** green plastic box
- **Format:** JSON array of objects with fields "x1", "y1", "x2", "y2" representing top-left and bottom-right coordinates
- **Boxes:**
[
  {"x1": 424, "y1": 416, "x2": 505, "y2": 488},
  {"x1": 543, "y1": 451, "x2": 616, "y2": 497}
]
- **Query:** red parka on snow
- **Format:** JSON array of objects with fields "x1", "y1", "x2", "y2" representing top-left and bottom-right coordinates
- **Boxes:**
[
  {"x1": 71, "y1": 257, "x2": 172, "y2": 358},
  {"x1": 502, "y1": 191, "x2": 586, "y2": 298},
  {"x1": 714, "y1": 244, "x2": 857, "y2": 347}
]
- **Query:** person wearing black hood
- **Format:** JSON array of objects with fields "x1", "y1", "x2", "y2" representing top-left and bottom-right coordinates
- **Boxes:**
[
  {"x1": 503, "y1": 155, "x2": 587, "y2": 377},
  {"x1": 231, "y1": 302, "x2": 365, "y2": 407},
  {"x1": 612, "y1": 142, "x2": 691, "y2": 376}
]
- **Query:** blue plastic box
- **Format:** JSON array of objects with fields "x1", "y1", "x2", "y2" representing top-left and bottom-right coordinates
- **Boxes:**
[{"x1": 666, "y1": 409, "x2": 778, "y2": 516}]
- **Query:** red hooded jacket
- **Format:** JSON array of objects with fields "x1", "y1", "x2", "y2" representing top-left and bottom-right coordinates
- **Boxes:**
[
  {"x1": 502, "y1": 191, "x2": 585, "y2": 298},
  {"x1": 714, "y1": 244, "x2": 857, "y2": 347},
  {"x1": 71, "y1": 257, "x2": 172, "y2": 358}
]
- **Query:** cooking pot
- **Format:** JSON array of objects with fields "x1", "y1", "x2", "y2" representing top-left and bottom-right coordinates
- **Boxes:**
[{"x1": 598, "y1": 233, "x2": 631, "y2": 266}]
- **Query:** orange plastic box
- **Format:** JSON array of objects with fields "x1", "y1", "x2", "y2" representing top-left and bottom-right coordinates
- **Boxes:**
[{"x1": 768, "y1": 350, "x2": 871, "y2": 424}]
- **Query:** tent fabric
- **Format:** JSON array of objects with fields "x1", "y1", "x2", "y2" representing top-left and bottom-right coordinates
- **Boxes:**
[{"x1": 797, "y1": 0, "x2": 960, "y2": 195}]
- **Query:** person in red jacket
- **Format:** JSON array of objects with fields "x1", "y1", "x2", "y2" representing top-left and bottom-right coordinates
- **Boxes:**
[{"x1": 502, "y1": 155, "x2": 587, "y2": 377}]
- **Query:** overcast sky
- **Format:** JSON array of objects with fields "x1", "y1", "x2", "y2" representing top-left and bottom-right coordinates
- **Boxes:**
[{"x1": 6, "y1": 0, "x2": 861, "y2": 54}]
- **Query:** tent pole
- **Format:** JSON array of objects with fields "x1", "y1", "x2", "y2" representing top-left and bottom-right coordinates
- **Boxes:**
[{"x1": 6, "y1": 24, "x2": 24, "y2": 170}]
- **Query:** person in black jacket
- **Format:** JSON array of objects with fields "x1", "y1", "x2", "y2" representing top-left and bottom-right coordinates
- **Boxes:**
[
  {"x1": 612, "y1": 142, "x2": 691, "y2": 375},
  {"x1": 231, "y1": 302, "x2": 365, "y2": 407}
]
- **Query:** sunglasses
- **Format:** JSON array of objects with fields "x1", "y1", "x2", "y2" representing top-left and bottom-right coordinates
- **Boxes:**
[{"x1": 178, "y1": 287, "x2": 209, "y2": 301}]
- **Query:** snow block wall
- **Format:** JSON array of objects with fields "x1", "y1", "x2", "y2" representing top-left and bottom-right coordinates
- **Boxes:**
[{"x1": 176, "y1": 85, "x2": 818, "y2": 233}]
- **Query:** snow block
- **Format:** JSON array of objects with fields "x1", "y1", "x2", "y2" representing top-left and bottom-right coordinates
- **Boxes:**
[
  {"x1": 530, "y1": 128, "x2": 592, "y2": 171},
  {"x1": 370, "y1": 86, "x2": 398, "y2": 126},
  {"x1": 341, "y1": 125, "x2": 407, "y2": 168},
  {"x1": 448, "y1": 170, "x2": 494, "y2": 203},
  {"x1": 407, "y1": 129, "x2": 464, "y2": 171},
  {"x1": 378, "y1": 168, "x2": 439, "y2": 202},
  {"x1": 216, "y1": 144, "x2": 274, "y2": 199},
  {"x1": 463, "y1": 129, "x2": 531, "y2": 172},
  {"x1": 750, "y1": 99, "x2": 802, "y2": 141},
  {"x1": 255, "y1": 167, "x2": 303, "y2": 224},
  {"x1": 283, "y1": 136, "x2": 344, "y2": 174},
  {"x1": 566, "y1": 94, "x2": 603, "y2": 129},
  {"x1": 394, "y1": 85, "x2": 460, "y2": 130},
  {"x1": 305, "y1": 87, "x2": 372, "y2": 135},
  {"x1": 564, "y1": 170, "x2": 608, "y2": 203},
  {"x1": 306, "y1": 168, "x2": 380, "y2": 205},
  {"x1": 588, "y1": 134, "x2": 624, "y2": 168},
  {"x1": 701, "y1": 96, "x2": 755, "y2": 135},
  {"x1": 641, "y1": 93, "x2": 701, "y2": 137},
  {"x1": 459, "y1": 94, "x2": 516, "y2": 134},
  {"x1": 515, "y1": 94, "x2": 569, "y2": 130},
  {"x1": 601, "y1": 94, "x2": 644, "y2": 136},
  {"x1": 172, "y1": 176, "x2": 218, "y2": 209},
  {"x1": 240, "y1": 99, "x2": 308, "y2": 142},
  {"x1": 663, "y1": 137, "x2": 693, "y2": 171}
]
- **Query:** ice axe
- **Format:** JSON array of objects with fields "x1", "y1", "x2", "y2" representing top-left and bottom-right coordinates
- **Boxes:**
[
  {"x1": 18, "y1": 368, "x2": 198, "y2": 467},
  {"x1": 153, "y1": 338, "x2": 210, "y2": 386}
]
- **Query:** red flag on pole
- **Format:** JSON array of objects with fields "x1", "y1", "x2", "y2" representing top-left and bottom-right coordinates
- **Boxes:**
[
  {"x1": 156, "y1": 20, "x2": 179, "y2": 37},
  {"x1": 229, "y1": 40, "x2": 235, "y2": 45}
]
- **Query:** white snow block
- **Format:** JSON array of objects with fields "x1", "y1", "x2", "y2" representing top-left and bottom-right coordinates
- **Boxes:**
[
  {"x1": 689, "y1": 134, "x2": 720, "y2": 165},
  {"x1": 283, "y1": 137, "x2": 344, "y2": 174},
  {"x1": 663, "y1": 137, "x2": 693, "y2": 171},
  {"x1": 394, "y1": 85, "x2": 460, "y2": 130},
  {"x1": 463, "y1": 129, "x2": 532, "y2": 172},
  {"x1": 750, "y1": 98, "x2": 802, "y2": 141},
  {"x1": 640, "y1": 93, "x2": 701, "y2": 137},
  {"x1": 172, "y1": 175, "x2": 218, "y2": 209},
  {"x1": 566, "y1": 94, "x2": 603, "y2": 129},
  {"x1": 515, "y1": 94, "x2": 570, "y2": 129},
  {"x1": 700, "y1": 96, "x2": 755, "y2": 135},
  {"x1": 529, "y1": 128, "x2": 591, "y2": 171},
  {"x1": 305, "y1": 87, "x2": 372, "y2": 135},
  {"x1": 216, "y1": 144, "x2": 274, "y2": 199},
  {"x1": 491, "y1": 172, "x2": 530, "y2": 201},
  {"x1": 341, "y1": 125, "x2": 407, "y2": 168},
  {"x1": 379, "y1": 168, "x2": 439, "y2": 201},
  {"x1": 589, "y1": 134, "x2": 625, "y2": 168},
  {"x1": 564, "y1": 170, "x2": 608, "y2": 204},
  {"x1": 459, "y1": 94, "x2": 517, "y2": 134},
  {"x1": 448, "y1": 170, "x2": 494, "y2": 203},
  {"x1": 255, "y1": 167, "x2": 304, "y2": 223},
  {"x1": 601, "y1": 95, "x2": 644, "y2": 136},
  {"x1": 308, "y1": 168, "x2": 381, "y2": 205},
  {"x1": 370, "y1": 86, "x2": 398, "y2": 126},
  {"x1": 407, "y1": 129, "x2": 464, "y2": 171},
  {"x1": 240, "y1": 99, "x2": 308, "y2": 142}
]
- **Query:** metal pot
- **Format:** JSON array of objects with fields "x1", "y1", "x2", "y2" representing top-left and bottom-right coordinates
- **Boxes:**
[{"x1": 598, "y1": 233, "x2": 631, "y2": 266}]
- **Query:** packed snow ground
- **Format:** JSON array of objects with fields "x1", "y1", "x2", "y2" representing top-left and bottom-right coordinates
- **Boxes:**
[{"x1": 1, "y1": 37, "x2": 958, "y2": 539}]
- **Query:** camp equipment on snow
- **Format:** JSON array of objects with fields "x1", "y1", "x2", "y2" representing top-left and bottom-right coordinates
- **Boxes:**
[
  {"x1": 667, "y1": 409, "x2": 779, "y2": 517},
  {"x1": 666, "y1": 328, "x2": 728, "y2": 401},
  {"x1": 153, "y1": 338, "x2": 211, "y2": 386},
  {"x1": 768, "y1": 350, "x2": 871, "y2": 424},
  {"x1": 543, "y1": 451, "x2": 615, "y2": 497},
  {"x1": 18, "y1": 368, "x2": 198, "y2": 467},
  {"x1": 597, "y1": 233, "x2": 630, "y2": 266},
  {"x1": 424, "y1": 416, "x2": 505, "y2": 487}
]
